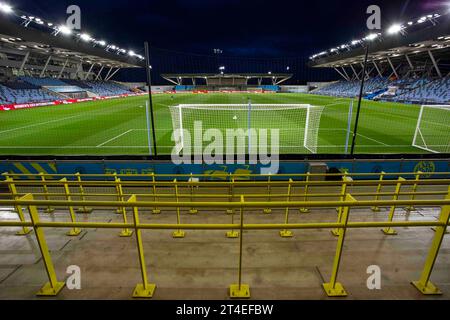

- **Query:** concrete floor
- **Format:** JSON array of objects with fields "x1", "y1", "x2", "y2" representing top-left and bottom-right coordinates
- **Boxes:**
[{"x1": 0, "y1": 201, "x2": 449, "y2": 300}]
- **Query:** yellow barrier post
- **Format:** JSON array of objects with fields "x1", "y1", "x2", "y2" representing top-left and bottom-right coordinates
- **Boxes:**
[
  {"x1": 113, "y1": 173, "x2": 122, "y2": 214},
  {"x1": 39, "y1": 172, "x2": 54, "y2": 214},
  {"x1": 189, "y1": 173, "x2": 198, "y2": 214},
  {"x1": 5, "y1": 177, "x2": 32, "y2": 236},
  {"x1": 299, "y1": 172, "x2": 310, "y2": 214},
  {"x1": 381, "y1": 177, "x2": 405, "y2": 235},
  {"x1": 173, "y1": 179, "x2": 185, "y2": 238},
  {"x1": 61, "y1": 178, "x2": 82, "y2": 236},
  {"x1": 151, "y1": 173, "x2": 161, "y2": 214},
  {"x1": 280, "y1": 179, "x2": 294, "y2": 238},
  {"x1": 75, "y1": 173, "x2": 92, "y2": 214},
  {"x1": 412, "y1": 188, "x2": 450, "y2": 295},
  {"x1": 323, "y1": 194, "x2": 356, "y2": 297},
  {"x1": 115, "y1": 177, "x2": 133, "y2": 237},
  {"x1": 23, "y1": 194, "x2": 65, "y2": 296},
  {"x1": 263, "y1": 175, "x2": 272, "y2": 214},
  {"x1": 371, "y1": 171, "x2": 385, "y2": 212},
  {"x1": 2, "y1": 172, "x2": 15, "y2": 213},
  {"x1": 405, "y1": 171, "x2": 422, "y2": 212},
  {"x1": 332, "y1": 176, "x2": 352, "y2": 236},
  {"x1": 129, "y1": 195, "x2": 156, "y2": 298},
  {"x1": 229, "y1": 195, "x2": 250, "y2": 299},
  {"x1": 227, "y1": 174, "x2": 234, "y2": 215}
]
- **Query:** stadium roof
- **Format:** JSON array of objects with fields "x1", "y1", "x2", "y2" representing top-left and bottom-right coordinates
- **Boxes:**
[
  {"x1": 309, "y1": 11, "x2": 450, "y2": 70},
  {"x1": 161, "y1": 73, "x2": 293, "y2": 85},
  {"x1": 0, "y1": 3, "x2": 145, "y2": 69}
]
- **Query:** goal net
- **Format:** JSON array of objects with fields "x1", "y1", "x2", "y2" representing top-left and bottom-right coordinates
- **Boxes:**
[
  {"x1": 412, "y1": 105, "x2": 450, "y2": 153},
  {"x1": 169, "y1": 104, "x2": 324, "y2": 154}
]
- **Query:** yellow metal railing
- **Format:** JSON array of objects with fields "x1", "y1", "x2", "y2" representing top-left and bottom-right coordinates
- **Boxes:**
[
  {"x1": 0, "y1": 191, "x2": 448, "y2": 299},
  {"x1": 0, "y1": 172, "x2": 449, "y2": 299}
]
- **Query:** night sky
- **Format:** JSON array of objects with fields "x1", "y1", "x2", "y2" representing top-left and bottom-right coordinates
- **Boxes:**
[{"x1": 10, "y1": 0, "x2": 448, "y2": 83}]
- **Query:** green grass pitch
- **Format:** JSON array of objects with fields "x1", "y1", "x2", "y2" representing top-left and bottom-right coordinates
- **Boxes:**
[{"x1": 0, "y1": 93, "x2": 442, "y2": 155}]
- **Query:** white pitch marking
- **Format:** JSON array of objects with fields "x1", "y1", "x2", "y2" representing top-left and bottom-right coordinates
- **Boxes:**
[
  {"x1": 356, "y1": 133, "x2": 389, "y2": 146},
  {"x1": 96, "y1": 129, "x2": 134, "y2": 147},
  {"x1": 0, "y1": 114, "x2": 81, "y2": 135}
]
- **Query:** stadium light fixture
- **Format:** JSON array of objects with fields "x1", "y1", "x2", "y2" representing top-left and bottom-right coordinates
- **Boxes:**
[
  {"x1": 365, "y1": 33, "x2": 379, "y2": 41},
  {"x1": 128, "y1": 50, "x2": 136, "y2": 56},
  {"x1": 57, "y1": 25, "x2": 72, "y2": 35},
  {"x1": 0, "y1": 3, "x2": 13, "y2": 14},
  {"x1": 98, "y1": 40, "x2": 106, "y2": 46},
  {"x1": 387, "y1": 24, "x2": 403, "y2": 35},
  {"x1": 80, "y1": 33, "x2": 92, "y2": 42}
]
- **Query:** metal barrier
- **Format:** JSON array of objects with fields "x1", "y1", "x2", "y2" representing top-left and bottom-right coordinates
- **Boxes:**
[{"x1": 0, "y1": 172, "x2": 449, "y2": 299}]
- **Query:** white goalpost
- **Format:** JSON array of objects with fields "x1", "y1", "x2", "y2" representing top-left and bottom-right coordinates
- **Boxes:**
[
  {"x1": 169, "y1": 104, "x2": 325, "y2": 154},
  {"x1": 412, "y1": 104, "x2": 450, "y2": 153}
]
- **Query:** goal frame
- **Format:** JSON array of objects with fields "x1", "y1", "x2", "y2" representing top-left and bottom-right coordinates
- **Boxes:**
[
  {"x1": 170, "y1": 103, "x2": 323, "y2": 154},
  {"x1": 412, "y1": 104, "x2": 450, "y2": 154}
]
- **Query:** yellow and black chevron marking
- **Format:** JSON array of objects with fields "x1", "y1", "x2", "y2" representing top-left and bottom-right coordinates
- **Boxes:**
[{"x1": 9, "y1": 162, "x2": 57, "y2": 179}]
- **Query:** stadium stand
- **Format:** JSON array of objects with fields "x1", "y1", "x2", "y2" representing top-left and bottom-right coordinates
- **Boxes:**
[
  {"x1": 312, "y1": 77, "x2": 390, "y2": 98},
  {"x1": 313, "y1": 76, "x2": 450, "y2": 104},
  {"x1": 0, "y1": 77, "x2": 136, "y2": 105},
  {"x1": 259, "y1": 85, "x2": 280, "y2": 92},
  {"x1": 62, "y1": 79, "x2": 94, "y2": 89},
  {"x1": 20, "y1": 76, "x2": 68, "y2": 87},
  {"x1": 84, "y1": 81, "x2": 132, "y2": 96},
  {"x1": 389, "y1": 77, "x2": 450, "y2": 104},
  {"x1": 0, "y1": 83, "x2": 60, "y2": 104}
]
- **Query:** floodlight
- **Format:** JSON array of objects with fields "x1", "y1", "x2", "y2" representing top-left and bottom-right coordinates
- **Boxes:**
[
  {"x1": 365, "y1": 33, "x2": 379, "y2": 41},
  {"x1": 0, "y1": 3, "x2": 13, "y2": 13},
  {"x1": 387, "y1": 24, "x2": 402, "y2": 35},
  {"x1": 98, "y1": 40, "x2": 106, "y2": 46},
  {"x1": 219, "y1": 66, "x2": 225, "y2": 70},
  {"x1": 268, "y1": 71, "x2": 272, "y2": 74},
  {"x1": 128, "y1": 50, "x2": 136, "y2": 56},
  {"x1": 58, "y1": 25, "x2": 72, "y2": 35},
  {"x1": 80, "y1": 33, "x2": 92, "y2": 42},
  {"x1": 351, "y1": 40, "x2": 359, "y2": 45}
]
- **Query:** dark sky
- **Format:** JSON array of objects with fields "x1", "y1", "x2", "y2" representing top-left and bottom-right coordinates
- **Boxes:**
[{"x1": 10, "y1": 0, "x2": 449, "y2": 83}]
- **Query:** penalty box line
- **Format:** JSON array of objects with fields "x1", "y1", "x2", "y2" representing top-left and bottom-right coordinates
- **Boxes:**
[{"x1": 96, "y1": 128, "x2": 171, "y2": 147}]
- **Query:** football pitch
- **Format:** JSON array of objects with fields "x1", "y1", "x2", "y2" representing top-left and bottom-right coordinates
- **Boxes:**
[{"x1": 0, "y1": 93, "x2": 439, "y2": 155}]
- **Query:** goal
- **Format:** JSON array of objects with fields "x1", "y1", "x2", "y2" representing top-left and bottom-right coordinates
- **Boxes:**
[
  {"x1": 412, "y1": 105, "x2": 450, "y2": 153},
  {"x1": 169, "y1": 104, "x2": 325, "y2": 154}
]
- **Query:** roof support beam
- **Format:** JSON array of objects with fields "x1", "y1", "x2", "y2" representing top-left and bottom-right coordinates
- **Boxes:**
[
  {"x1": 106, "y1": 67, "x2": 120, "y2": 81},
  {"x1": 360, "y1": 63, "x2": 372, "y2": 80},
  {"x1": 103, "y1": 67, "x2": 113, "y2": 81},
  {"x1": 95, "y1": 65, "x2": 105, "y2": 81},
  {"x1": 405, "y1": 54, "x2": 414, "y2": 70},
  {"x1": 387, "y1": 57, "x2": 399, "y2": 79},
  {"x1": 341, "y1": 67, "x2": 350, "y2": 81},
  {"x1": 58, "y1": 58, "x2": 69, "y2": 79},
  {"x1": 39, "y1": 56, "x2": 52, "y2": 78},
  {"x1": 84, "y1": 63, "x2": 95, "y2": 81},
  {"x1": 372, "y1": 61, "x2": 383, "y2": 77},
  {"x1": 350, "y1": 64, "x2": 360, "y2": 81},
  {"x1": 427, "y1": 50, "x2": 442, "y2": 78},
  {"x1": 18, "y1": 51, "x2": 30, "y2": 75},
  {"x1": 162, "y1": 77, "x2": 179, "y2": 85},
  {"x1": 333, "y1": 67, "x2": 350, "y2": 81},
  {"x1": 275, "y1": 76, "x2": 291, "y2": 85}
]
